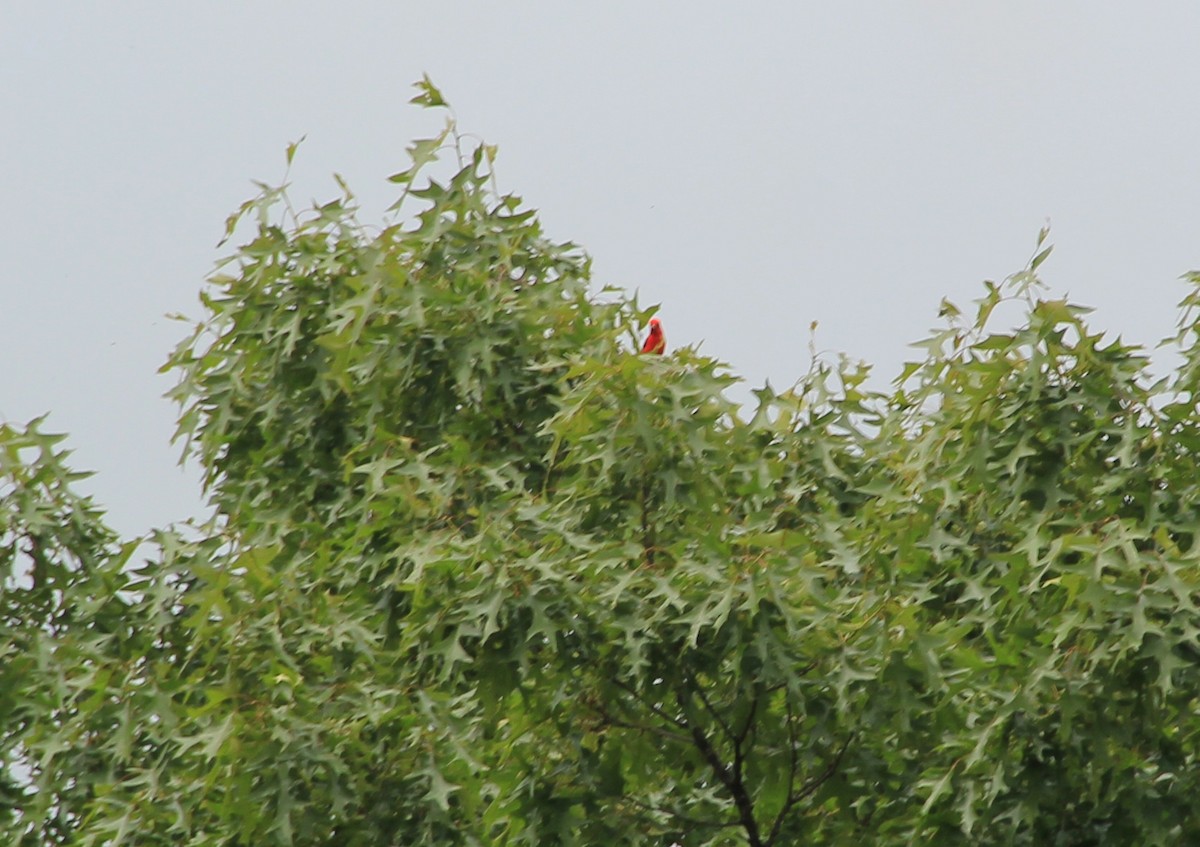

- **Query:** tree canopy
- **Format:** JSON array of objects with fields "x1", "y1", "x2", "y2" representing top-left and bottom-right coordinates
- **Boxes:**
[{"x1": 6, "y1": 80, "x2": 1200, "y2": 845}]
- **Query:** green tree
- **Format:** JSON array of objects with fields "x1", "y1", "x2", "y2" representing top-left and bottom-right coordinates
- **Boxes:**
[{"x1": 6, "y1": 79, "x2": 1200, "y2": 845}]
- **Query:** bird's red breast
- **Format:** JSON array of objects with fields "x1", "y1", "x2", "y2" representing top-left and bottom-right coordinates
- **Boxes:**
[{"x1": 641, "y1": 317, "x2": 665, "y2": 354}]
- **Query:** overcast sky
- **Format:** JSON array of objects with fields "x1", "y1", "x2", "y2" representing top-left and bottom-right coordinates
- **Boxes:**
[{"x1": 4, "y1": 3, "x2": 1200, "y2": 538}]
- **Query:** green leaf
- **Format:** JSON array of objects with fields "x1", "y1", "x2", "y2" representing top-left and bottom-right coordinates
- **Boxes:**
[
  {"x1": 285, "y1": 135, "x2": 306, "y2": 167},
  {"x1": 410, "y1": 73, "x2": 448, "y2": 108}
]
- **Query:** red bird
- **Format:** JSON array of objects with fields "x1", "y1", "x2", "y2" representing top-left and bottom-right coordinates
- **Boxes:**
[{"x1": 641, "y1": 317, "x2": 666, "y2": 354}]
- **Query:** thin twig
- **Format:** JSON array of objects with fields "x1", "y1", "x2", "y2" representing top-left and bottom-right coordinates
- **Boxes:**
[
  {"x1": 734, "y1": 691, "x2": 759, "y2": 748},
  {"x1": 611, "y1": 676, "x2": 689, "y2": 729},
  {"x1": 589, "y1": 698, "x2": 692, "y2": 746},
  {"x1": 693, "y1": 675, "x2": 736, "y2": 744},
  {"x1": 765, "y1": 694, "x2": 801, "y2": 846},
  {"x1": 623, "y1": 794, "x2": 742, "y2": 831},
  {"x1": 794, "y1": 732, "x2": 854, "y2": 804}
]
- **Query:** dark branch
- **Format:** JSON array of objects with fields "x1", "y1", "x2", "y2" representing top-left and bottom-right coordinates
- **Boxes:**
[
  {"x1": 734, "y1": 691, "x2": 759, "y2": 748},
  {"x1": 693, "y1": 675, "x2": 736, "y2": 745},
  {"x1": 624, "y1": 794, "x2": 742, "y2": 831},
  {"x1": 795, "y1": 732, "x2": 854, "y2": 804},
  {"x1": 588, "y1": 696, "x2": 693, "y2": 746},
  {"x1": 677, "y1": 686, "x2": 763, "y2": 847},
  {"x1": 765, "y1": 693, "x2": 801, "y2": 846},
  {"x1": 610, "y1": 676, "x2": 689, "y2": 730}
]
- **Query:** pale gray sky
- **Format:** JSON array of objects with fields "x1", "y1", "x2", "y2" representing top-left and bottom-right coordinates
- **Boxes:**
[{"x1": 4, "y1": 3, "x2": 1200, "y2": 537}]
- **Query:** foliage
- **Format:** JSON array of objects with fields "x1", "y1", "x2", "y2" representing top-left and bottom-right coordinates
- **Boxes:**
[{"x1": 6, "y1": 80, "x2": 1200, "y2": 845}]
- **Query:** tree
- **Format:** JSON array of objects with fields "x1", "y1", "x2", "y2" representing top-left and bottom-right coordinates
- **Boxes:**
[{"x1": 6, "y1": 78, "x2": 1200, "y2": 845}]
